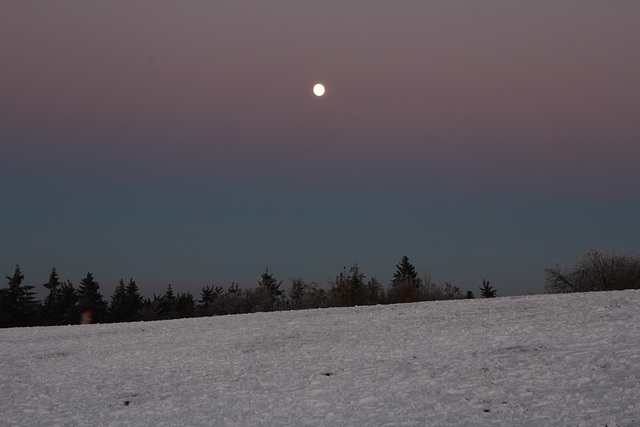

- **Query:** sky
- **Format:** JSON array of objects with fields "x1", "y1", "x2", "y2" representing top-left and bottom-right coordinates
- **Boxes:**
[{"x1": 2, "y1": 1, "x2": 639, "y2": 299}]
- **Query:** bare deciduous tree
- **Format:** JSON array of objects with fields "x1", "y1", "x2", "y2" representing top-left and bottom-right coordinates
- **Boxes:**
[{"x1": 544, "y1": 249, "x2": 640, "y2": 293}]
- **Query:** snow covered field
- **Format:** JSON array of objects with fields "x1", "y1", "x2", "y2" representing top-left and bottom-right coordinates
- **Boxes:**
[{"x1": 2, "y1": 290, "x2": 639, "y2": 426}]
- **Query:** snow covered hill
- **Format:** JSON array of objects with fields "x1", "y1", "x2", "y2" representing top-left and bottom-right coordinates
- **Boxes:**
[{"x1": 2, "y1": 291, "x2": 639, "y2": 426}]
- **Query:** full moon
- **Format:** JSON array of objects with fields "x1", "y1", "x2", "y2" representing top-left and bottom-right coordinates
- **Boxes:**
[{"x1": 313, "y1": 83, "x2": 325, "y2": 97}]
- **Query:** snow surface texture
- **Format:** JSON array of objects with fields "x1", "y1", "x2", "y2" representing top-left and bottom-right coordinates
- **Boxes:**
[{"x1": 2, "y1": 291, "x2": 639, "y2": 426}]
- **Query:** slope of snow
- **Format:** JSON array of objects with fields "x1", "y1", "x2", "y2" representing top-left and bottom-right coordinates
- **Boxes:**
[{"x1": 2, "y1": 291, "x2": 639, "y2": 426}]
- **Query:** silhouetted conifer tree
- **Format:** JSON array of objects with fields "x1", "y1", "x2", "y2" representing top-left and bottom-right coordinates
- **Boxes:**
[
  {"x1": 288, "y1": 278, "x2": 328, "y2": 310},
  {"x1": 110, "y1": 278, "x2": 143, "y2": 322},
  {"x1": 289, "y1": 277, "x2": 307, "y2": 309},
  {"x1": 137, "y1": 295, "x2": 162, "y2": 321},
  {"x1": 125, "y1": 278, "x2": 143, "y2": 320},
  {"x1": 215, "y1": 282, "x2": 246, "y2": 315},
  {"x1": 390, "y1": 256, "x2": 423, "y2": 303},
  {"x1": 57, "y1": 280, "x2": 79, "y2": 325},
  {"x1": 42, "y1": 268, "x2": 78, "y2": 325},
  {"x1": 198, "y1": 285, "x2": 223, "y2": 315},
  {"x1": 0, "y1": 265, "x2": 39, "y2": 328},
  {"x1": 392, "y1": 256, "x2": 422, "y2": 287},
  {"x1": 479, "y1": 280, "x2": 497, "y2": 298},
  {"x1": 159, "y1": 284, "x2": 177, "y2": 318},
  {"x1": 110, "y1": 279, "x2": 128, "y2": 322},
  {"x1": 77, "y1": 272, "x2": 108, "y2": 323},
  {"x1": 364, "y1": 277, "x2": 385, "y2": 305},
  {"x1": 257, "y1": 267, "x2": 283, "y2": 311},
  {"x1": 42, "y1": 267, "x2": 62, "y2": 325},
  {"x1": 175, "y1": 291, "x2": 196, "y2": 318},
  {"x1": 199, "y1": 286, "x2": 216, "y2": 306}
]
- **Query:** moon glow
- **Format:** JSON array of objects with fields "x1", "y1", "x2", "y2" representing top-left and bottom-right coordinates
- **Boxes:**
[{"x1": 313, "y1": 83, "x2": 325, "y2": 97}]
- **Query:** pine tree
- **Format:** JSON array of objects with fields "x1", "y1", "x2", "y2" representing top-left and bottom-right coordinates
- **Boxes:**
[
  {"x1": 42, "y1": 268, "x2": 78, "y2": 325},
  {"x1": 257, "y1": 267, "x2": 283, "y2": 311},
  {"x1": 289, "y1": 277, "x2": 308, "y2": 309},
  {"x1": 56, "y1": 280, "x2": 79, "y2": 325},
  {"x1": 392, "y1": 256, "x2": 422, "y2": 287},
  {"x1": 43, "y1": 268, "x2": 61, "y2": 298},
  {"x1": 364, "y1": 277, "x2": 385, "y2": 305},
  {"x1": 159, "y1": 284, "x2": 177, "y2": 318},
  {"x1": 110, "y1": 279, "x2": 128, "y2": 322},
  {"x1": 479, "y1": 280, "x2": 497, "y2": 298},
  {"x1": 390, "y1": 256, "x2": 423, "y2": 303},
  {"x1": 136, "y1": 295, "x2": 162, "y2": 321},
  {"x1": 125, "y1": 278, "x2": 143, "y2": 320},
  {"x1": 175, "y1": 291, "x2": 195, "y2": 318},
  {"x1": 42, "y1": 267, "x2": 62, "y2": 325},
  {"x1": 77, "y1": 272, "x2": 108, "y2": 323},
  {"x1": 197, "y1": 285, "x2": 223, "y2": 315},
  {"x1": 0, "y1": 265, "x2": 39, "y2": 328},
  {"x1": 288, "y1": 278, "x2": 329, "y2": 310},
  {"x1": 109, "y1": 278, "x2": 144, "y2": 322},
  {"x1": 215, "y1": 282, "x2": 244, "y2": 315},
  {"x1": 198, "y1": 285, "x2": 216, "y2": 308}
]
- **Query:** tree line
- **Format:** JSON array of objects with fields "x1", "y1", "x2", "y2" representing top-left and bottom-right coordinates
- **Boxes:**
[
  {"x1": 8, "y1": 247, "x2": 636, "y2": 329},
  {"x1": 0, "y1": 256, "x2": 499, "y2": 328}
]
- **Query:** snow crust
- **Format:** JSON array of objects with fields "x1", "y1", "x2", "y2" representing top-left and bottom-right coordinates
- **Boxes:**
[{"x1": 2, "y1": 291, "x2": 639, "y2": 426}]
